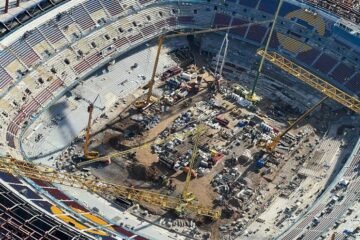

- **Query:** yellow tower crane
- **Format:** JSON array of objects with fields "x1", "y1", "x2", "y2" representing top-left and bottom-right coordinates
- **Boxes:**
[
  {"x1": 83, "y1": 95, "x2": 100, "y2": 160},
  {"x1": 256, "y1": 50, "x2": 360, "y2": 151},
  {"x1": 257, "y1": 50, "x2": 360, "y2": 114},
  {"x1": 182, "y1": 125, "x2": 204, "y2": 200},
  {"x1": 0, "y1": 156, "x2": 220, "y2": 220},
  {"x1": 134, "y1": 20, "x2": 273, "y2": 109}
]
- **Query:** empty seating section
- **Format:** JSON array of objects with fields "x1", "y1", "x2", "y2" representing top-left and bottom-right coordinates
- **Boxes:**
[
  {"x1": 345, "y1": 73, "x2": 360, "y2": 95},
  {"x1": 114, "y1": 37, "x2": 130, "y2": 49},
  {"x1": 86, "y1": 52, "x2": 104, "y2": 66},
  {"x1": 55, "y1": 13, "x2": 75, "y2": 29},
  {"x1": 0, "y1": 172, "x2": 22, "y2": 184},
  {"x1": 334, "y1": 39, "x2": 352, "y2": 53},
  {"x1": 74, "y1": 60, "x2": 92, "y2": 75},
  {"x1": 330, "y1": 63, "x2": 355, "y2": 83},
  {"x1": 5, "y1": 78, "x2": 64, "y2": 148},
  {"x1": 178, "y1": 16, "x2": 194, "y2": 24},
  {"x1": 166, "y1": 17, "x2": 176, "y2": 26},
  {"x1": 84, "y1": 0, "x2": 104, "y2": 14},
  {"x1": 213, "y1": 13, "x2": 231, "y2": 27},
  {"x1": 296, "y1": 48, "x2": 321, "y2": 65},
  {"x1": 312, "y1": 53, "x2": 338, "y2": 74},
  {"x1": 0, "y1": 49, "x2": 17, "y2": 68},
  {"x1": 0, "y1": 172, "x2": 148, "y2": 239},
  {"x1": 129, "y1": 33, "x2": 143, "y2": 43},
  {"x1": 66, "y1": 201, "x2": 89, "y2": 212},
  {"x1": 46, "y1": 188, "x2": 72, "y2": 200},
  {"x1": 0, "y1": 67, "x2": 13, "y2": 89},
  {"x1": 9, "y1": 41, "x2": 41, "y2": 68},
  {"x1": 230, "y1": 18, "x2": 248, "y2": 37},
  {"x1": 238, "y1": 0, "x2": 259, "y2": 8},
  {"x1": 0, "y1": 0, "x2": 68, "y2": 39},
  {"x1": 258, "y1": 0, "x2": 278, "y2": 15},
  {"x1": 246, "y1": 25, "x2": 267, "y2": 43},
  {"x1": 24, "y1": 29, "x2": 46, "y2": 48},
  {"x1": 86, "y1": 0, "x2": 109, "y2": 23},
  {"x1": 9, "y1": 184, "x2": 42, "y2": 199},
  {"x1": 279, "y1": 1, "x2": 300, "y2": 17},
  {"x1": 6, "y1": 132, "x2": 16, "y2": 148},
  {"x1": 102, "y1": 0, "x2": 124, "y2": 16},
  {"x1": 155, "y1": 19, "x2": 167, "y2": 29},
  {"x1": 71, "y1": 4, "x2": 96, "y2": 31},
  {"x1": 285, "y1": 10, "x2": 325, "y2": 36},
  {"x1": 0, "y1": 182, "x2": 87, "y2": 240},
  {"x1": 21, "y1": 99, "x2": 41, "y2": 117},
  {"x1": 277, "y1": 33, "x2": 311, "y2": 53},
  {"x1": 141, "y1": 24, "x2": 156, "y2": 36},
  {"x1": 39, "y1": 21, "x2": 68, "y2": 45},
  {"x1": 33, "y1": 200, "x2": 54, "y2": 213}
]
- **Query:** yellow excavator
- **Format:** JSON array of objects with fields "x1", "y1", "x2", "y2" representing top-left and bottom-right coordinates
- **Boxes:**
[{"x1": 133, "y1": 20, "x2": 274, "y2": 109}]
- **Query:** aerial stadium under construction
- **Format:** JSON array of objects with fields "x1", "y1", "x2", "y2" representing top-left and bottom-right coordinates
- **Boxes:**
[{"x1": 0, "y1": 0, "x2": 360, "y2": 239}]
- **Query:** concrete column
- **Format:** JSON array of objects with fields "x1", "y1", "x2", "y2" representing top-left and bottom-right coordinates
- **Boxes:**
[{"x1": 5, "y1": 0, "x2": 9, "y2": 13}]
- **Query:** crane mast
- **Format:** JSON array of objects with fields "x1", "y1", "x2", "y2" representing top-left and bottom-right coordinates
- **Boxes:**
[
  {"x1": 182, "y1": 125, "x2": 203, "y2": 201},
  {"x1": 83, "y1": 95, "x2": 100, "y2": 159}
]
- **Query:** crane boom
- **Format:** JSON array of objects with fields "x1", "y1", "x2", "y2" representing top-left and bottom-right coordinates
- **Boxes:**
[
  {"x1": 266, "y1": 96, "x2": 328, "y2": 152},
  {"x1": 182, "y1": 125, "x2": 204, "y2": 201},
  {"x1": 257, "y1": 50, "x2": 360, "y2": 114},
  {"x1": 0, "y1": 157, "x2": 220, "y2": 219}
]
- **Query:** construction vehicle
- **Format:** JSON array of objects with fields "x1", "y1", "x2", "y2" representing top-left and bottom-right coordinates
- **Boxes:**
[
  {"x1": 83, "y1": 96, "x2": 100, "y2": 160},
  {"x1": 265, "y1": 96, "x2": 328, "y2": 152},
  {"x1": 133, "y1": 20, "x2": 273, "y2": 109}
]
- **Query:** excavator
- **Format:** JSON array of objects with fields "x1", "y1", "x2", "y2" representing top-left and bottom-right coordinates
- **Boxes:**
[{"x1": 133, "y1": 20, "x2": 274, "y2": 109}]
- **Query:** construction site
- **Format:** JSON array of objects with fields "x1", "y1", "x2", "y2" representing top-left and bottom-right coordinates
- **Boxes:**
[
  {"x1": 1, "y1": 1, "x2": 360, "y2": 239},
  {"x1": 41, "y1": 29, "x2": 360, "y2": 239}
]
